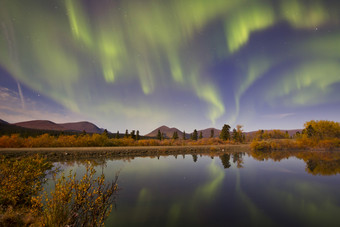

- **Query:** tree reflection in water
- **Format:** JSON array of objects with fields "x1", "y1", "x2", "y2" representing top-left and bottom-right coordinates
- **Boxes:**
[{"x1": 250, "y1": 150, "x2": 340, "y2": 176}]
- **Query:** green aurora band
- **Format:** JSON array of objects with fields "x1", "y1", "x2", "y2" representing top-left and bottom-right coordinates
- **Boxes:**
[{"x1": 0, "y1": 0, "x2": 339, "y2": 129}]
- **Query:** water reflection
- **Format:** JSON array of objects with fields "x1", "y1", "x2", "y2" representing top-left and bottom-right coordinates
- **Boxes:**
[
  {"x1": 57, "y1": 150, "x2": 340, "y2": 176},
  {"x1": 51, "y1": 150, "x2": 340, "y2": 226},
  {"x1": 250, "y1": 150, "x2": 340, "y2": 176}
]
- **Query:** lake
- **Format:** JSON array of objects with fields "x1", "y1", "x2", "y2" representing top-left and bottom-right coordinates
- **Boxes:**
[{"x1": 54, "y1": 150, "x2": 340, "y2": 226}]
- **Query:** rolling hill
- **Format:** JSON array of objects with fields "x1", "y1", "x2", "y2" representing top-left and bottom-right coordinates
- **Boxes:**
[
  {"x1": 197, "y1": 128, "x2": 221, "y2": 138},
  {"x1": 59, "y1": 121, "x2": 103, "y2": 133},
  {"x1": 145, "y1": 125, "x2": 183, "y2": 138},
  {"x1": 146, "y1": 126, "x2": 221, "y2": 138},
  {"x1": 14, "y1": 120, "x2": 103, "y2": 133}
]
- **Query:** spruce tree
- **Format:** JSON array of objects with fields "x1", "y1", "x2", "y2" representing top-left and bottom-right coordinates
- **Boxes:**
[
  {"x1": 172, "y1": 131, "x2": 179, "y2": 139},
  {"x1": 136, "y1": 130, "x2": 140, "y2": 140},
  {"x1": 125, "y1": 129, "x2": 129, "y2": 138},
  {"x1": 102, "y1": 129, "x2": 108, "y2": 137},
  {"x1": 193, "y1": 129, "x2": 198, "y2": 141},
  {"x1": 220, "y1": 124, "x2": 231, "y2": 141},
  {"x1": 157, "y1": 130, "x2": 162, "y2": 140},
  {"x1": 130, "y1": 130, "x2": 136, "y2": 140},
  {"x1": 199, "y1": 131, "x2": 203, "y2": 139},
  {"x1": 116, "y1": 131, "x2": 120, "y2": 139},
  {"x1": 183, "y1": 131, "x2": 186, "y2": 140}
]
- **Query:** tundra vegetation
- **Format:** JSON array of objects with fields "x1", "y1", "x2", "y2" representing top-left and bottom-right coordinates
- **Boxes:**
[
  {"x1": 0, "y1": 124, "x2": 239, "y2": 148},
  {"x1": 0, "y1": 121, "x2": 338, "y2": 150},
  {"x1": 250, "y1": 120, "x2": 340, "y2": 151},
  {"x1": 0, "y1": 155, "x2": 118, "y2": 226}
]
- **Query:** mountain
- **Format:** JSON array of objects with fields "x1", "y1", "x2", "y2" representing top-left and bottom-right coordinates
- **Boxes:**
[
  {"x1": 60, "y1": 122, "x2": 103, "y2": 133},
  {"x1": 0, "y1": 119, "x2": 9, "y2": 125},
  {"x1": 145, "y1": 125, "x2": 183, "y2": 138},
  {"x1": 197, "y1": 128, "x2": 221, "y2": 138},
  {"x1": 14, "y1": 120, "x2": 103, "y2": 133},
  {"x1": 0, "y1": 120, "x2": 73, "y2": 137},
  {"x1": 15, "y1": 120, "x2": 65, "y2": 131},
  {"x1": 146, "y1": 126, "x2": 221, "y2": 138}
]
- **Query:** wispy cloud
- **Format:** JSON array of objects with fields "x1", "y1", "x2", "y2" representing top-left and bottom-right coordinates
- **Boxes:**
[
  {"x1": 0, "y1": 86, "x2": 83, "y2": 123},
  {"x1": 263, "y1": 113, "x2": 295, "y2": 119}
]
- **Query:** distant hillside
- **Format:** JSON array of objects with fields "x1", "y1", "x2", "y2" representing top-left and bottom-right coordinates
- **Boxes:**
[
  {"x1": 146, "y1": 126, "x2": 221, "y2": 138},
  {"x1": 197, "y1": 128, "x2": 221, "y2": 138},
  {"x1": 0, "y1": 120, "x2": 76, "y2": 137},
  {"x1": 60, "y1": 122, "x2": 103, "y2": 133},
  {"x1": 14, "y1": 120, "x2": 103, "y2": 133},
  {"x1": 0, "y1": 119, "x2": 9, "y2": 125},
  {"x1": 245, "y1": 129, "x2": 302, "y2": 140},
  {"x1": 145, "y1": 125, "x2": 183, "y2": 138},
  {"x1": 15, "y1": 120, "x2": 65, "y2": 131}
]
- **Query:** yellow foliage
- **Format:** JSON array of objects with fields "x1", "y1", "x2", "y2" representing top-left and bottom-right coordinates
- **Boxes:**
[
  {"x1": 0, "y1": 155, "x2": 52, "y2": 208},
  {"x1": 33, "y1": 163, "x2": 118, "y2": 226},
  {"x1": 304, "y1": 120, "x2": 340, "y2": 139},
  {"x1": 0, "y1": 156, "x2": 118, "y2": 226}
]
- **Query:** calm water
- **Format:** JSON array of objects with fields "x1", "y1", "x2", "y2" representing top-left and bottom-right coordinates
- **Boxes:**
[{"x1": 55, "y1": 151, "x2": 340, "y2": 227}]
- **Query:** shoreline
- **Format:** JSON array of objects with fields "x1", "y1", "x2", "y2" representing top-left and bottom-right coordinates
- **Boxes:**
[{"x1": 0, "y1": 144, "x2": 251, "y2": 160}]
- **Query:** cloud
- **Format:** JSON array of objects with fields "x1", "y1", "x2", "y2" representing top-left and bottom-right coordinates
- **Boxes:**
[
  {"x1": 0, "y1": 86, "x2": 83, "y2": 123},
  {"x1": 263, "y1": 113, "x2": 295, "y2": 119}
]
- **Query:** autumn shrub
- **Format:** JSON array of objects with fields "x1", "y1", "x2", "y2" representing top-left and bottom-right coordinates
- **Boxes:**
[
  {"x1": 315, "y1": 138, "x2": 340, "y2": 150},
  {"x1": 0, "y1": 134, "x2": 24, "y2": 148},
  {"x1": 32, "y1": 163, "x2": 118, "y2": 226},
  {"x1": 0, "y1": 135, "x2": 10, "y2": 148},
  {"x1": 0, "y1": 155, "x2": 52, "y2": 208},
  {"x1": 250, "y1": 140, "x2": 271, "y2": 151},
  {"x1": 0, "y1": 156, "x2": 118, "y2": 226},
  {"x1": 137, "y1": 139, "x2": 160, "y2": 146}
]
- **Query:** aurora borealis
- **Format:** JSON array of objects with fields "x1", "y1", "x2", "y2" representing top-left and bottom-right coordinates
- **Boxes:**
[{"x1": 0, "y1": 0, "x2": 339, "y2": 133}]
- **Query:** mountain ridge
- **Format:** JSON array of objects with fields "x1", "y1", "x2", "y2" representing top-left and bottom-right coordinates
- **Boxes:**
[
  {"x1": 146, "y1": 125, "x2": 302, "y2": 138},
  {"x1": 14, "y1": 120, "x2": 103, "y2": 134},
  {"x1": 145, "y1": 125, "x2": 221, "y2": 138}
]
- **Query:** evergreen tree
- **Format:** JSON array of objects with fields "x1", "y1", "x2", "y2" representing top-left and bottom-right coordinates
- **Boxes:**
[
  {"x1": 116, "y1": 131, "x2": 120, "y2": 139},
  {"x1": 220, "y1": 124, "x2": 231, "y2": 141},
  {"x1": 102, "y1": 129, "x2": 108, "y2": 137},
  {"x1": 130, "y1": 130, "x2": 136, "y2": 140},
  {"x1": 157, "y1": 130, "x2": 162, "y2": 140},
  {"x1": 210, "y1": 129, "x2": 214, "y2": 138},
  {"x1": 220, "y1": 154, "x2": 231, "y2": 169},
  {"x1": 172, "y1": 131, "x2": 179, "y2": 140},
  {"x1": 285, "y1": 131, "x2": 290, "y2": 139},
  {"x1": 136, "y1": 130, "x2": 140, "y2": 140},
  {"x1": 232, "y1": 128, "x2": 238, "y2": 141},
  {"x1": 192, "y1": 154, "x2": 198, "y2": 162},
  {"x1": 193, "y1": 129, "x2": 198, "y2": 141},
  {"x1": 161, "y1": 133, "x2": 165, "y2": 140},
  {"x1": 125, "y1": 129, "x2": 129, "y2": 138},
  {"x1": 306, "y1": 125, "x2": 315, "y2": 138},
  {"x1": 183, "y1": 131, "x2": 186, "y2": 140},
  {"x1": 199, "y1": 131, "x2": 203, "y2": 139}
]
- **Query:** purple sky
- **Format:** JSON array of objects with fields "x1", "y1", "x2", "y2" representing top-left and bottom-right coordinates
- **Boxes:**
[{"x1": 1, "y1": 0, "x2": 339, "y2": 134}]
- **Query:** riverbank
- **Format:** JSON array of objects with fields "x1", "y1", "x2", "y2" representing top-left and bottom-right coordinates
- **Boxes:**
[{"x1": 0, "y1": 144, "x2": 250, "y2": 160}]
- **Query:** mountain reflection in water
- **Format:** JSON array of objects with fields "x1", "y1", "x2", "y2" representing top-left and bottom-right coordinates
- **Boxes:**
[{"x1": 53, "y1": 150, "x2": 340, "y2": 226}]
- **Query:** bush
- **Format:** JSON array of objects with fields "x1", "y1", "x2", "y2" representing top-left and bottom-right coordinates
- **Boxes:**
[
  {"x1": 0, "y1": 155, "x2": 52, "y2": 208},
  {"x1": 32, "y1": 163, "x2": 118, "y2": 226},
  {"x1": 0, "y1": 156, "x2": 118, "y2": 226}
]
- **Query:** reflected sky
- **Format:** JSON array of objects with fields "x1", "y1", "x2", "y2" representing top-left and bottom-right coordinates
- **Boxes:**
[{"x1": 53, "y1": 151, "x2": 340, "y2": 226}]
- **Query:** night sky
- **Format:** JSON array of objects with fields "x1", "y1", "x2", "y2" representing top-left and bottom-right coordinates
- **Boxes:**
[{"x1": 1, "y1": 0, "x2": 340, "y2": 134}]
